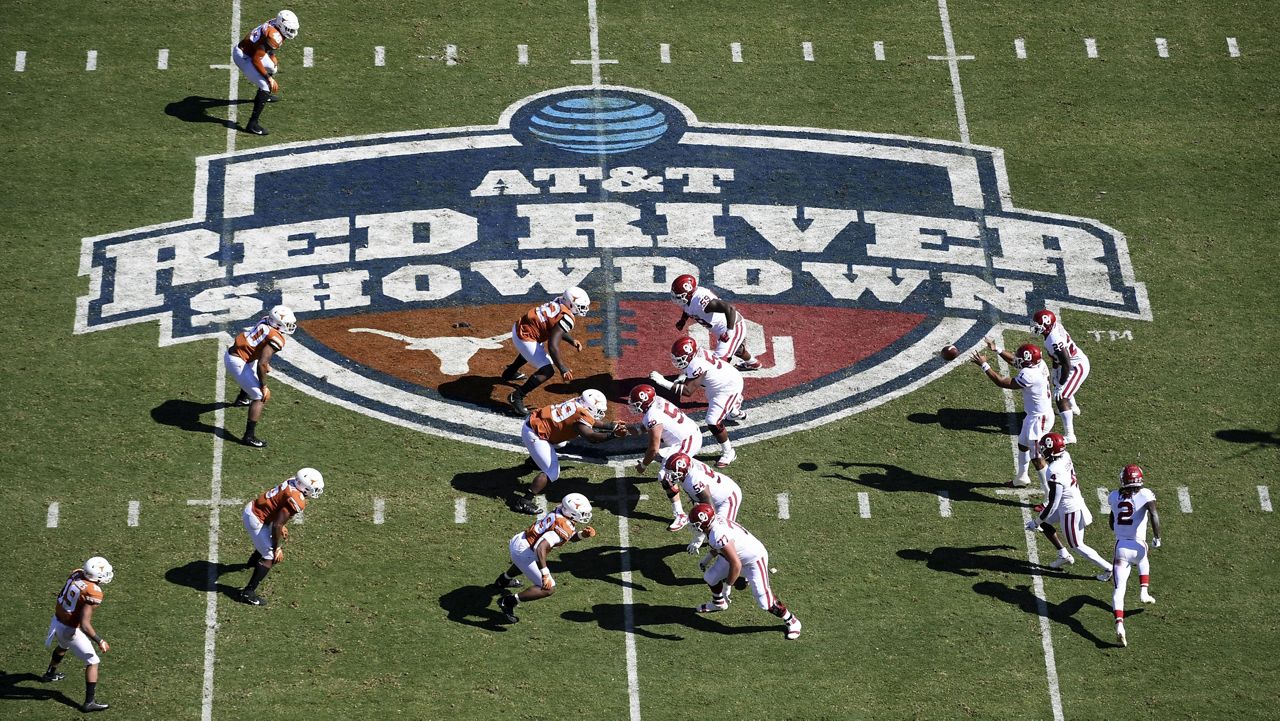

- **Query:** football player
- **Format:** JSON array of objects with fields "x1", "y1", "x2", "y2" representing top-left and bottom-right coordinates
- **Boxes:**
[
  {"x1": 514, "y1": 389, "x2": 626, "y2": 515},
  {"x1": 671, "y1": 274, "x2": 761, "y2": 371},
  {"x1": 42, "y1": 557, "x2": 113, "y2": 712},
  {"x1": 629, "y1": 383, "x2": 704, "y2": 530},
  {"x1": 1031, "y1": 309, "x2": 1089, "y2": 444},
  {"x1": 661, "y1": 452, "x2": 743, "y2": 555},
  {"x1": 1025, "y1": 434, "x2": 1113, "y2": 578},
  {"x1": 649, "y1": 335, "x2": 747, "y2": 467},
  {"x1": 502, "y1": 287, "x2": 590, "y2": 416},
  {"x1": 232, "y1": 10, "x2": 299, "y2": 135},
  {"x1": 495, "y1": 493, "x2": 597, "y2": 623},
  {"x1": 690, "y1": 504, "x2": 801, "y2": 640},
  {"x1": 1107, "y1": 464, "x2": 1162, "y2": 647},
  {"x1": 224, "y1": 304, "x2": 296, "y2": 448},
  {"x1": 972, "y1": 343, "x2": 1055, "y2": 487},
  {"x1": 238, "y1": 468, "x2": 324, "y2": 606}
]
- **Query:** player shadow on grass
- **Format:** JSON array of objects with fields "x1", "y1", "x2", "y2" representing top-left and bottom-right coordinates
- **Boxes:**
[
  {"x1": 820, "y1": 462, "x2": 1022, "y2": 508},
  {"x1": 971, "y1": 580, "x2": 1143, "y2": 649},
  {"x1": 164, "y1": 96, "x2": 250, "y2": 130},
  {"x1": 907, "y1": 408, "x2": 1011, "y2": 435},
  {"x1": 164, "y1": 559, "x2": 248, "y2": 601},
  {"x1": 437, "y1": 585, "x2": 510, "y2": 632},
  {"x1": 1214, "y1": 427, "x2": 1280, "y2": 459},
  {"x1": 561, "y1": 602, "x2": 778, "y2": 641},
  {"x1": 0, "y1": 670, "x2": 81, "y2": 710},
  {"x1": 558, "y1": 544, "x2": 703, "y2": 592},
  {"x1": 151, "y1": 398, "x2": 235, "y2": 440},
  {"x1": 897, "y1": 545, "x2": 1043, "y2": 578}
]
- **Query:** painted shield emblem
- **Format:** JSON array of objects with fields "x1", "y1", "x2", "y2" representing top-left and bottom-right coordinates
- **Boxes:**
[{"x1": 76, "y1": 85, "x2": 1150, "y2": 454}]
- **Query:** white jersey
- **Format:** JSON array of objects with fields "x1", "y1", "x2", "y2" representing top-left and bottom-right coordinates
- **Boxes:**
[
  {"x1": 1044, "y1": 324, "x2": 1087, "y2": 364},
  {"x1": 643, "y1": 397, "x2": 699, "y2": 450},
  {"x1": 707, "y1": 518, "x2": 766, "y2": 564},
  {"x1": 682, "y1": 349, "x2": 743, "y2": 397},
  {"x1": 1014, "y1": 361, "x2": 1053, "y2": 416},
  {"x1": 679, "y1": 459, "x2": 741, "y2": 507},
  {"x1": 1108, "y1": 488, "x2": 1157, "y2": 541},
  {"x1": 1043, "y1": 452, "x2": 1085, "y2": 515},
  {"x1": 680, "y1": 287, "x2": 726, "y2": 328}
]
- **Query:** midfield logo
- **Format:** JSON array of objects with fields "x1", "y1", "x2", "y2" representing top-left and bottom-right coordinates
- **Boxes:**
[{"x1": 76, "y1": 85, "x2": 1150, "y2": 452}]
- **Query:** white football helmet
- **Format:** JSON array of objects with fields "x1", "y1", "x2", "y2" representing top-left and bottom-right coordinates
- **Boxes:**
[
  {"x1": 272, "y1": 9, "x2": 300, "y2": 39},
  {"x1": 561, "y1": 287, "x2": 590, "y2": 316},
  {"x1": 580, "y1": 389, "x2": 608, "y2": 420},
  {"x1": 292, "y1": 467, "x2": 324, "y2": 498},
  {"x1": 558, "y1": 492, "x2": 592, "y2": 524},
  {"x1": 268, "y1": 305, "x2": 297, "y2": 335},
  {"x1": 83, "y1": 556, "x2": 114, "y2": 585}
]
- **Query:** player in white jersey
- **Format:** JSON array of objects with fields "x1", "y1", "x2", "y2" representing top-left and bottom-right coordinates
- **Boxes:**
[
  {"x1": 973, "y1": 343, "x2": 1056, "y2": 486},
  {"x1": 1032, "y1": 309, "x2": 1090, "y2": 444},
  {"x1": 628, "y1": 384, "x2": 704, "y2": 531},
  {"x1": 661, "y1": 452, "x2": 744, "y2": 554},
  {"x1": 1107, "y1": 464, "x2": 1162, "y2": 647},
  {"x1": 689, "y1": 504, "x2": 801, "y2": 640},
  {"x1": 1026, "y1": 434, "x2": 1113, "y2": 578},
  {"x1": 649, "y1": 336, "x2": 747, "y2": 467},
  {"x1": 671, "y1": 274, "x2": 761, "y2": 370}
]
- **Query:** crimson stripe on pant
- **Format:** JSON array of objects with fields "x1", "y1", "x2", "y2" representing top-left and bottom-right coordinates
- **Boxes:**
[
  {"x1": 755, "y1": 559, "x2": 774, "y2": 608},
  {"x1": 1061, "y1": 365, "x2": 1085, "y2": 397},
  {"x1": 712, "y1": 393, "x2": 739, "y2": 425}
]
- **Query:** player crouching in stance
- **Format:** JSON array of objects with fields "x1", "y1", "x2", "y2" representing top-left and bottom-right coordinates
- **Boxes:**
[
  {"x1": 233, "y1": 10, "x2": 299, "y2": 135},
  {"x1": 514, "y1": 389, "x2": 627, "y2": 515},
  {"x1": 225, "y1": 304, "x2": 297, "y2": 448},
  {"x1": 1026, "y1": 433, "x2": 1113, "y2": 579},
  {"x1": 1108, "y1": 464, "x2": 1162, "y2": 647},
  {"x1": 689, "y1": 504, "x2": 801, "y2": 640},
  {"x1": 671, "y1": 273, "x2": 761, "y2": 371},
  {"x1": 650, "y1": 335, "x2": 747, "y2": 468},
  {"x1": 42, "y1": 557, "x2": 114, "y2": 712},
  {"x1": 661, "y1": 452, "x2": 743, "y2": 557},
  {"x1": 495, "y1": 493, "x2": 597, "y2": 623},
  {"x1": 629, "y1": 383, "x2": 703, "y2": 531},
  {"x1": 972, "y1": 342, "x2": 1055, "y2": 487},
  {"x1": 239, "y1": 468, "x2": 324, "y2": 607},
  {"x1": 503, "y1": 287, "x2": 590, "y2": 416}
]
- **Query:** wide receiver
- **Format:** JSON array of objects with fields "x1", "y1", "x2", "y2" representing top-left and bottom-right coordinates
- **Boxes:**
[
  {"x1": 972, "y1": 343, "x2": 1055, "y2": 487},
  {"x1": 1026, "y1": 433, "x2": 1112, "y2": 579},
  {"x1": 239, "y1": 468, "x2": 324, "y2": 606},
  {"x1": 661, "y1": 452, "x2": 744, "y2": 556},
  {"x1": 671, "y1": 274, "x2": 761, "y2": 370},
  {"x1": 232, "y1": 9, "x2": 300, "y2": 135},
  {"x1": 503, "y1": 287, "x2": 591, "y2": 416},
  {"x1": 1107, "y1": 464, "x2": 1162, "y2": 647},
  {"x1": 225, "y1": 304, "x2": 297, "y2": 448},
  {"x1": 41, "y1": 557, "x2": 114, "y2": 712},
  {"x1": 690, "y1": 504, "x2": 801, "y2": 640},
  {"x1": 495, "y1": 493, "x2": 597, "y2": 623},
  {"x1": 628, "y1": 383, "x2": 703, "y2": 531},
  {"x1": 1032, "y1": 309, "x2": 1089, "y2": 444},
  {"x1": 650, "y1": 336, "x2": 747, "y2": 468},
  {"x1": 513, "y1": 389, "x2": 626, "y2": 515}
]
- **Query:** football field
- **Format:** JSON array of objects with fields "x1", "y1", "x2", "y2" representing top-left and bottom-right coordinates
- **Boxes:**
[{"x1": 1, "y1": 1, "x2": 1278, "y2": 719}]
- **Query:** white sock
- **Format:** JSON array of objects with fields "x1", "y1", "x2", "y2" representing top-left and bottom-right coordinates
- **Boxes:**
[
  {"x1": 721, "y1": 440, "x2": 733, "y2": 453},
  {"x1": 1015, "y1": 450, "x2": 1030, "y2": 480},
  {"x1": 1060, "y1": 411, "x2": 1075, "y2": 437},
  {"x1": 1059, "y1": 547, "x2": 1071, "y2": 558},
  {"x1": 671, "y1": 496, "x2": 685, "y2": 517}
]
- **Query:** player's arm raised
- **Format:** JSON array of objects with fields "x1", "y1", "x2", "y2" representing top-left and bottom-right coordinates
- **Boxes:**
[
  {"x1": 983, "y1": 337, "x2": 1016, "y2": 366},
  {"x1": 970, "y1": 352, "x2": 1020, "y2": 390}
]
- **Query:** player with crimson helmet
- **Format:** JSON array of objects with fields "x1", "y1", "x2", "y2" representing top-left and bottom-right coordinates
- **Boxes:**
[
  {"x1": 1107, "y1": 464, "x2": 1162, "y2": 647},
  {"x1": 671, "y1": 274, "x2": 761, "y2": 371},
  {"x1": 971, "y1": 342, "x2": 1056, "y2": 486},
  {"x1": 1031, "y1": 309, "x2": 1090, "y2": 444},
  {"x1": 628, "y1": 383, "x2": 703, "y2": 530},
  {"x1": 648, "y1": 335, "x2": 747, "y2": 467},
  {"x1": 1025, "y1": 433, "x2": 1114, "y2": 578}
]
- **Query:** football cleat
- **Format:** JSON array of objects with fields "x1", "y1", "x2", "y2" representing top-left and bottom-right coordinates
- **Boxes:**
[
  {"x1": 736, "y1": 359, "x2": 762, "y2": 371},
  {"x1": 716, "y1": 448, "x2": 737, "y2": 468},
  {"x1": 508, "y1": 391, "x2": 529, "y2": 416},
  {"x1": 501, "y1": 368, "x2": 526, "y2": 382},
  {"x1": 1062, "y1": 434, "x2": 1078, "y2": 444},
  {"x1": 242, "y1": 434, "x2": 266, "y2": 448},
  {"x1": 232, "y1": 390, "x2": 252, "y2": 407},
  {"x1": 245, "y1": 122, "x2": 269, "y2": 136},
  {"x1": 1069, "y1": 398, "x2": 1081, "y2": 415},
  {"x1": 82, "y1": 701, "x2": 110, "y2": 713},
  {"x1": 264, "y1": 94, "x2": 280, "y2": 103},
  {"x1": 785, "y1": 617, "x2": 802, "y2": 640},
  {"x1": 667, "y1": 513, "x2": 689, "y2": 532},
  {"x1": 1048, "y1": 554, "x2": 1075, "y2": 569},
  {"x1": 1096, "y1": 570, "x2": 1113, "y2": 582},
  {"x1": 498, "y1": 593, "x2": 519, "y2": 623},
  {"x1": 494, "y1": 573, "x2": 522, "y2": 590},
  {"x1": 238, "y1": 590, "x2": 266, "y2": 606},
  {"x1": 1007, "y1": 477, "x2": 1031, "y2": 488},
  {"x1": 513, "y1": 496, "x2": 541, "y2": 515},
  {"x1": 696, "y1": 598, "x2": 729, "y2": 613},
  {"x1": 729, "y1": 408, "x2": 748, "y2": 423},
  {"x1": 40, "y1": 671, "x2": 65, "y2": 683},
  {"x1": 1140, "y1": 590, "x2": 1156, "y2": 604},
  {"x1": 1115, "y1": 622, "x2": 1127, "y2": 647}
]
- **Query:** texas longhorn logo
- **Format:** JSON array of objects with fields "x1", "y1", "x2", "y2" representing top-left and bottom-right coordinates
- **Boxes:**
[{"x1": 75, "y1": 85, "x2": 1149, "y2": 453}]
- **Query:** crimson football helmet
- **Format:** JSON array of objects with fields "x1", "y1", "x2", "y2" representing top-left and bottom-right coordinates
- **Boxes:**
[
  {"x1": 664, "y1": 452, "x2": 693, "y2": 485},
  {"x1": 629, "y1": 383, "x2": 658, "y2": 412},
  {"x1": 671, "y1": 336, "x2": 698, "y2": 369},
  {"x1": 689, "y1": 502, "x2": 716, "y2": 532},
  {"x1": 1039, "y1": 433, "x2": 1066, "y2": 459},
  {"x1": 1120, "y1": 464, "x2": 1144, "y2": 490},
  {"x1": 671, "y1": 274, "x2": 698, "y2": 304},
  {"x1": 1031, "y1": 309, "x2": 1057, "y2": 336},
  {"x1": 1014, "y1": 343, "x2": 1042, "y2": 368}
]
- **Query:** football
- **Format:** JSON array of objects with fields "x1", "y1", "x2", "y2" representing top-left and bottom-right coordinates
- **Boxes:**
[{"x1": 940, "y1": 344, "x2": 960, "y2": 361}]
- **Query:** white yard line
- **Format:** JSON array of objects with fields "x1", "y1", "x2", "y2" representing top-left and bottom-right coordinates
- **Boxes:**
[
  {"x1": 934, "y1": 0, "x2": 971, "y2": 144},
  {"x1": 157, "y1": 48, "x2": 169, "y2": 70},
  {"x1": 518, "y1": 44, "x2": 529, "y2": 65},
  {"x1": 776, "y1": 492, "x2": 791, "y2": 519},
  {"x1": 86, "y1": 50, "x2": 98, "y2": 71},
  {"x1": 873, "y1": 41, "x2": 886, "y2": 61},
  {"x1": 1014, "y1": 38, "x2": 1027, "y2": 59},
  {"x1": 1259, "y1": 486, "x2": 1273, "y2": 512},
  {"x1": 659, "y1": 43, "x2": 671, "y2": 64},
  {"x1": 1085, "y1": 38, "x2": 1098, "y2": 59},
  {"x1": 569, "y1": 0, "x2": 618, "y2": 86},
  {"x1": 858, "y1": 492, "x2": 871, "y2": 519},
  {"x1": 1227, "y1": 37, "x2": 1240, "y2": 58},
  {"x1": 373, "y1": 497, "x2": 386, "y2": 524},
  {"x1": 303, "y1": 46, "x2": 314, "y2": 68},
  {"x1": 937, "y1": 491, "x2": 952, "y2": 518},
  {"x1": 1155, "y1": 38, "x2": 1169, "y2": 58},
  {"x1": 128, "y1": 500, "x2": 140, "y2": 527},
  {"x1": 14, "y1": 50, "x2": 26, "y2": 72},
  {"x1": 802, "y1": 41, "x2": 815, "y2": 62},
  {"x1": 445, "y1": 44, "x2": 458, "y2": 66},
  {"x1": 46, "y1": 502, "x2": 59, "y2": 528},
  {"x1": 1177, "y1": 487, "x2": 1193, "y2": 513},
  {"x1": 454, "y1": 497, "x2": 467, "y2": 523},
  {"x1": 374, "y1": 46, "x2": 386, "y2": 67},
  {"x1": 610, "y1": 463, "x2": 641, "y2": 721},
  {"x1": 730, "y1": 42, "x2": 744, "y2": 63},
  {"x1": 1096, "y1": 487, "x2": 1109, "y2": 517}
]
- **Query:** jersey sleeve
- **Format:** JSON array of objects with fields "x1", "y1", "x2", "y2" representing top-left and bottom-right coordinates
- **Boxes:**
[
  {"x1": 263, "y1": 26, "x2": 284, "y2": 50},
  {"x1": 557, "y1": 313, "x2": 574, "y2": 332},
  {"x1": 1014, "y1": 370, "x2": 1032, "y2": 388},
  {"x1": 267, "y1": 329, "x2": 286, "y2": 352}
]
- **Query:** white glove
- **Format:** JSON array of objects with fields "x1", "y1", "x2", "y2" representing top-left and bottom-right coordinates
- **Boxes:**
[
  {"x1": 1153, "y1": 538, "x2": 1162, "y2": 548},
  {"x1": 1025, "y1": 519, "x2": 1041, "y2": 532},
  {"x1": 686, "y1": 540, "x2": 703, "y2": 555}
]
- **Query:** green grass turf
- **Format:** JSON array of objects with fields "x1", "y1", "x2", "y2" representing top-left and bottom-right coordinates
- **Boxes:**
[{"x1": 0, "y1": 1, "x2": 1277, "y2": 719}]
